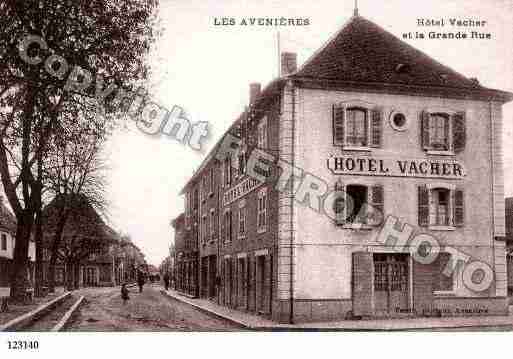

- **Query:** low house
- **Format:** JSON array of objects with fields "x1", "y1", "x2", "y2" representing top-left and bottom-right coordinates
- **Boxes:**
[{"x1": 0, "y1": 198, "x2": 35, "y2": 288}]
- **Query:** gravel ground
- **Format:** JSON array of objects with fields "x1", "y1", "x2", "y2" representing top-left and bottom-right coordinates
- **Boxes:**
[{"x1": 67, "y1": 285, "x2": 243, "y2": 331}]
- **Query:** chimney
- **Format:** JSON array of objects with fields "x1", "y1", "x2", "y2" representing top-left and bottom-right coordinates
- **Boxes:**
[
  {"x1": 281, "y1": 52, "x2": 297, "y2": 76},
  {"x1": 249, "y1": 82, "x2": 261, "y2": 105}
]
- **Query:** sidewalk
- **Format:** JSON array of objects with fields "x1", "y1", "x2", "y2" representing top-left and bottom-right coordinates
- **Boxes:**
[
  {"x1": 160, "y1": 287, "x2": 513, "y2": 330},
  {"x1": 0, "y1": 287, "x2": 66, "y2": 326}
]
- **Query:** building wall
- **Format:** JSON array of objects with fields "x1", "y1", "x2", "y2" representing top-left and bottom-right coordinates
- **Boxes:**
[{"x1": 285, "y1": 86, "x2": 506, "y2": 320}]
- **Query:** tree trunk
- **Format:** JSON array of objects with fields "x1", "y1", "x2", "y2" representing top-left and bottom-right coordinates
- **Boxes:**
[
  {"x1": 73, "y1": 262, "x2": 80, "y2": 289},
  {"x1": 47, "y1": 203, "x2": 69, "y2": 293},
  {"x1": 34, "y1": 207, "x2": 44, "y2": 297},
  {"x1": 9, "y1": 210, "x2": 35, "y2": 302},
  {"x1": 65, "y1": 261, "x2": 74, "y2": 291}
]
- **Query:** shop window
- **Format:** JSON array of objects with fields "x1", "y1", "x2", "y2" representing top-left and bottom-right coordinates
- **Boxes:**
[{"x1": 433, "y1": 252, "x2": 454, "y2": 292}]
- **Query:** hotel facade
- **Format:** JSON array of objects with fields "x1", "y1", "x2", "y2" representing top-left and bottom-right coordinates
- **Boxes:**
[{"x1": 175, "y1": 13, "x2": 512, "y2": 323}]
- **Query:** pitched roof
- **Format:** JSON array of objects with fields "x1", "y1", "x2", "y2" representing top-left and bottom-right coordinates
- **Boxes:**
[{"x1": 294, "y1": 15, "x2": 512, "y2": 102}]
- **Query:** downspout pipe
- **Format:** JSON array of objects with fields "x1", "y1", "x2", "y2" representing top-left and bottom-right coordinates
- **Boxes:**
[{"x1": 289, "y1": 81, "x2": 296, "y2": 324}]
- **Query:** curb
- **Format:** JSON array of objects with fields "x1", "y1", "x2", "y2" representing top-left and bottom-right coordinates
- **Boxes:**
[
  {"x1": 159, "y1": 290, "x2": 513, "y2": 331},
  {"x1": 51, "y1": 295, "x2": 85, "y2": 332},
  {"x1": 0, "y1": 292, "x2": 72, "y2": 332},
  {"x1": 160, "y1": 290, "x2": 248, "y2": 329}
]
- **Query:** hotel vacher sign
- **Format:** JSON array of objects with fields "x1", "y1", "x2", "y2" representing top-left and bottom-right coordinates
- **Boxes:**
[{"x1": 327, "y1": 156, "x2": 465, "y2": 180}]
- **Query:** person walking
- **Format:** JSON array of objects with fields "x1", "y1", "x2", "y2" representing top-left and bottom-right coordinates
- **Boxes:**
[
  {"x1": 137, "y1": 270, "x2": 145, "y2": 293},
  {"x1": 121, "y1": 284, "x2": 130, "y2": 305},
  {"x1": 163, "y1": 272, "x2": 170, "y2": 291}
]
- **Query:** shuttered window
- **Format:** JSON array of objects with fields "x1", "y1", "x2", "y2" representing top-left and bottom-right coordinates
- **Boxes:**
[
  {"x1": 332, "y1": 104, "x2": 382, "y2": 149},
  {"x1": 420, "y1": 110, "x2": 466, "y2": 153},
  {"x1": 453, "y1": 189, "x2": 464, "y2": 226},
  {"x1": 333, "y1": 105, "x2": 345, "y2": 146},
  {"x1": 346, "y1": 108, "x2": 368, "y2": 147},
  {"x1": 238, "y1": 205, "x2": 246, "y2": 237},
  {"x1": 452, "y1": 112, "x2": 466, "y2": 153},
  {"x1": 210, "y1": 210, "x2": 216, "y2": 239},
  {"x1": 257, "y1": 188, "x2": 267, "y2": 233},
  {"x1": 371, "y1": 108, "x2": 383, "y2": 148},
  {"x1": 223, "y1": 210, "x2": 232, "y2": 242},
  {"x1": 224, "y1": 155, "x2": 231, "y2": 187},
  {"x1": 418, "y1": 185, "x2": 430, "y2": 226},
  {"x1": 418, "y1": 185, "x2": 464, "y2": 227},
  {"x1": 333, "y1": 183, "x2": 384, "y2": 227}
]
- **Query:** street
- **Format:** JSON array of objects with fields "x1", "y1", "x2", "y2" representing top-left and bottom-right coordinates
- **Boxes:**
[{"x1": 67, "y1": 285, "x2": 242, "y2": 331}]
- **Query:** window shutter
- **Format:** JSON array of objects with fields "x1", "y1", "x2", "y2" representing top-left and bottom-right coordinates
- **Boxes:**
[
  {"x1": 333, "y1": 105, "x2": 345, "y2": 146},
  {"x1": 421, "y1": 110, "x2": 430, "y2": 150},
  {"x1": 369, "y1": 185, "x2": 384, "y2": 225},
  {"x1": 453, "y1": 189, "x2": 464, "y2": 226},
  {"x1": 418, "y1": 185, "x2": 429, "y2": 226},
  {"x1": 352, "y1": 252, "x2": 374, "y2": 316},
  {"x1": 334, "y1": 180, "x2": 345, "y2": 225},
  {"x1": 370, "y1": 108, "x2": 383, "y2": 148},
  {"x1": 452, "y1": 112, "x2": 466, "y2": 153}
]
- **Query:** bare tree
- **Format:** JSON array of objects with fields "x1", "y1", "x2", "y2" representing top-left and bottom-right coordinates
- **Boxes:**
[
  {"x1": 0, "y1": 0, "x2": 159, "y2": 301},
  {"x1": 42, "y1": 111, "x2": 109, "y2": 292}
]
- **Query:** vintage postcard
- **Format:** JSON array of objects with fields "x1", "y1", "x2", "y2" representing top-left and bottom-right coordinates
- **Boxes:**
[{"x1": 0, "y1": 0, "x2": 512, "y2": 357}]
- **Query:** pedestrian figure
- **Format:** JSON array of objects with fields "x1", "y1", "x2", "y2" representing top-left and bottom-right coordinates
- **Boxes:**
[
  {"x1": 137, "y1": 271, "x2": 145, "y2": 293},
  {"x1": 121, "y1": 284, "x2": 130, "y2": 305},
  {"x1": 163, "y1": 272, "x2": 170, "y2": 291}
]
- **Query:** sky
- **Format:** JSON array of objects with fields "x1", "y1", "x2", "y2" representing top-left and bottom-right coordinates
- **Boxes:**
[{"x1": 103, "y1": 0, "x2": 513, "y2": 266}]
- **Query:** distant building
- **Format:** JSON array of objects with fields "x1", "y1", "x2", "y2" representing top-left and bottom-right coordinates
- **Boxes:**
[
  {"x1": 0, "y1": 199, "x2": 35, "y2": 288},
  {"x1": 42, "y1": 194, "x2": 146, "y2": 288},
  {"x1": 172, "y1": 213, "x2": 198, "y2": 297}
]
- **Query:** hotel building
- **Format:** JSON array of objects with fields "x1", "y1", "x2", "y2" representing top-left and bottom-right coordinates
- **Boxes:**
[{"x1": 176, "y1": 12, "x2": 512, "y2": 323}]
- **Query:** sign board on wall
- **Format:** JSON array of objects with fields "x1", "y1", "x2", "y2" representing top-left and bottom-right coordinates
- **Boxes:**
[
  {"x1": 223, "y1": 177, "x2": 263, "y2": 206},
  {"x1": 327, "y1": 156, "x2": 465, "y2": 180}
]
